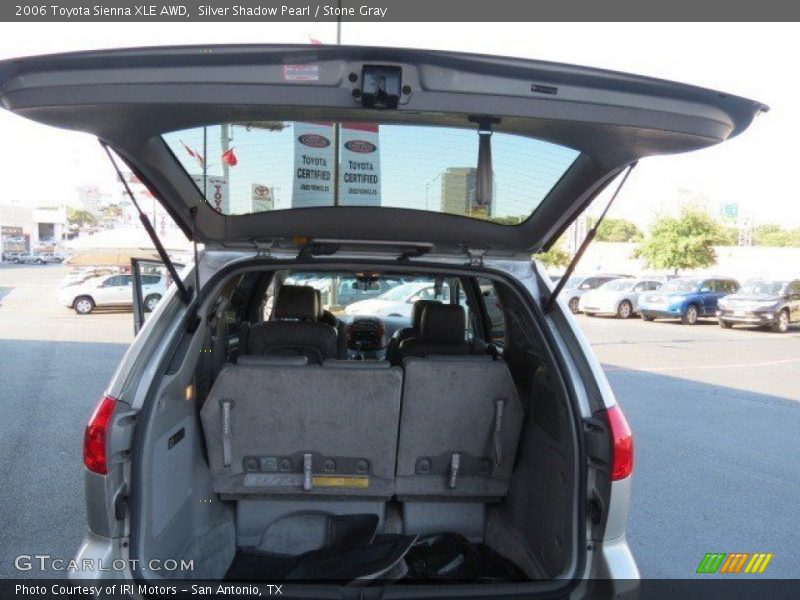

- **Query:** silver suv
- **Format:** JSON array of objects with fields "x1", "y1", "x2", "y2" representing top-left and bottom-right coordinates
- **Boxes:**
[{"x1": 0, "y1": 45, "x2": 763, "y2": 597}]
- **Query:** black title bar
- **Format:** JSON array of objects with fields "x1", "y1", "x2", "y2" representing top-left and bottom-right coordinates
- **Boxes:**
[{"x1": 5, "y1": 0, "x2": 800, "y2": 22}]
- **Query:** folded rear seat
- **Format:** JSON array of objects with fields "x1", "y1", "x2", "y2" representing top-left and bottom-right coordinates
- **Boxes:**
[
  {"x1": 200, "y1": 358, "x2": 402, "y2": 499},
  {"x1": 396, "y1": 355, "x2": 524, "y2": 499}
]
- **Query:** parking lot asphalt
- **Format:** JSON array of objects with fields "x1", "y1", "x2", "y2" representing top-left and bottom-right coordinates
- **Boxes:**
[{"x1": 1, "y1": 264, "x2": 798, "y2": 579}]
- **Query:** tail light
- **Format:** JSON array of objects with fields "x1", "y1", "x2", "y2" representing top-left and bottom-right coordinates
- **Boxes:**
[
  {"x1": 604, "y1": 404, "x2": 634, "y2": 481},
  {"x1": 83, "y1": 395, "x2": 117, "y2": 475}
]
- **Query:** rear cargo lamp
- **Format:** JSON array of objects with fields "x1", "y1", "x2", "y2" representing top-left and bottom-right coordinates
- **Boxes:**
[
  {"x1": 605, "y1": 404, "x2": 634, "y2": 480},
  {"x1": 83, "y1": 395, "x2": 117, "y2": 475}
]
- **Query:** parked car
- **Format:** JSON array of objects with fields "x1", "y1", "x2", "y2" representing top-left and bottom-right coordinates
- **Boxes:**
[
  {"x1": 579, "y1": 278, "x2": 664, "y2": 318},
  {"x1": 638, "y1": 277, "x2": 740, "y2": 324},
  {"x1": 13, "y1": 252, "x2": 63, "y2": 264},
  {"x1": 344, "y1": 280, "x2": 450, "y2": 319},
  {"x1": 717, "y1": 278, "x2": 800, "y2": 333},
  {"x1": 563, "y1": 274, "x2": 634, "y2": 313},
  {"x1": 36, "y1": 252, "x2": 65, "y2": 263},
  {"x1": 57, "y1": 272, "x2": 166, "y2": 314},
  {"x1": 2, "y1": 250, "x2": 25, "y2": 262},
  {"x1": 0, "y1": 44, "x2": 764, "y2": 595}
]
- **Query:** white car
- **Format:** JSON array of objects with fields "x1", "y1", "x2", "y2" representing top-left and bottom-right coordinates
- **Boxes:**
[
  {"x1": 579, "y1": 278, "x2": 664, "y2": 318},
  {"x1": 58, "y1": 272, "x2": 165, "y2": 314},
  {"x1": 344, "y1": 281, "x2": 450, "y2": 318}
]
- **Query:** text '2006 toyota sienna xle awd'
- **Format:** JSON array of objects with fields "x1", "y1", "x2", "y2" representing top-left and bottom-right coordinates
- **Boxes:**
[{"x1": 0, "y1": 45, "x2": 764, "y2": 599}]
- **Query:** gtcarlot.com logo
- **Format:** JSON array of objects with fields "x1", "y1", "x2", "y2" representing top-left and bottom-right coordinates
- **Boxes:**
[{"x1": 696, "y1": 552, "x2": 773, "y2": 574}]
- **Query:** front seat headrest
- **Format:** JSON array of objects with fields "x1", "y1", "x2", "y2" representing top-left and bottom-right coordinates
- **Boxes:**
[
  {"x1": 410, "y1": 299, "x2": 441, "y2": 331},
  {"x1": 420, "y1": 304, "x2": 465, "y2": 344},
  {"x1": 274, "y1": 285, "x2": 319, "y2": 321}
]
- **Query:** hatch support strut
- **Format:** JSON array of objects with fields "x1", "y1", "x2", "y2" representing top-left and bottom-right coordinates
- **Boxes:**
[
  {"x1": 100, "y1": 142, "x2": 192, "y2": 305},
  {"x1": 543, "y1": 162, "x2": 638, "y2": 314}
]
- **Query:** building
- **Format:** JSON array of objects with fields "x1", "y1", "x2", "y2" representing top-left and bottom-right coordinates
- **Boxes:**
[
  {"x1": 439, "y1": 167, "x2": 494, "y2": 219},
  {"x1": 0, "y1": 204, "x2": 68, "y2": 256},
  {"x1": 440, "y1": 168, "x2": 476, "y2": 216}
]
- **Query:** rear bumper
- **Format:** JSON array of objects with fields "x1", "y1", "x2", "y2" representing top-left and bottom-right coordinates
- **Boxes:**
[
  {"x1": 717, "y1": 309, "x2": 777, "y2": 324},
  {"x1": 570, "y1": 536, "x2": 640, "y2": 599},
  {"x1": 68, "y1": 531, "x2": 130, "y2": 581}
]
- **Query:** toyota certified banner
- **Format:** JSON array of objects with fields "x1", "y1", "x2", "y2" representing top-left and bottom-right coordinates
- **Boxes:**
[
  {"x1": 292, "y1": 122, "x2": 381, "y2": 207},
  {"x1": 339, "y1": 123, "x2": 381, "y2": 206},
  {"x1": 292, "y1": 122, "x2": 335, "y2": 207}
]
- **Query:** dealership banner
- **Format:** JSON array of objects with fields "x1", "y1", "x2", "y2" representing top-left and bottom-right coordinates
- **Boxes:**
[
  {"x1": 292, "y1": 122, "x2": 335, "y2": 208},
  {"x1": 339, "y1": 123, "x2": 381, "y2": 206},
  {"x1": 191, "y1": 174, "x2": 229, "y2": 213},
  {"x1": 251, "y1": 183, "x2": 274, "y2": 213}
]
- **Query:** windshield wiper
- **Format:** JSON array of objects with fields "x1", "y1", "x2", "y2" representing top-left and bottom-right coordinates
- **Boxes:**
[
  {"x1": 543, "y1": 162, "x2": 637, "y2": 314},
  {"x1": 100, "y1": 142, "x2": 192, "y2": 305}
]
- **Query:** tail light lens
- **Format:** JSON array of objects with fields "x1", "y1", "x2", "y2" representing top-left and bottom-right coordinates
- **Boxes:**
[
  {"x1": 605, "y1": 404, "x2": 634, "y2": 481},
  {"x1": 83, "y1": 395, "x2": 117, "y2": 475}
]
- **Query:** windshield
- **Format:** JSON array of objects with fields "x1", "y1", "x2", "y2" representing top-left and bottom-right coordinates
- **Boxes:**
[
  {"x1": 738, "y1": 281, "x2": 787, "y2": 296},
  {"x1": 660, "y1": 279, "x2": 701, "y2": 293},
  {"x1": 564, "y1": 277, "x2": 582, "y2": 289},
  {"x1": 162, "y1": 121, "x2": 579, "y2": 223},
  {"x1": 599, "y1": 279, "x2": 633, "y2": 291}
]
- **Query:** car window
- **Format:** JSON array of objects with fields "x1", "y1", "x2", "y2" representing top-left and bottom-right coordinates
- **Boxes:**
[
  {"x1": 581, "y1": 277, "x2": 600, "y2": 289},
  {"x1": 416, "y1": 287, "x2": 439, "y2": 301},
  {"x1": 141, "y1": 275, "x2": 161, "y2": 285},
  {"x1": 163, "y1": 121, "x2": 579, "y2": 222}
]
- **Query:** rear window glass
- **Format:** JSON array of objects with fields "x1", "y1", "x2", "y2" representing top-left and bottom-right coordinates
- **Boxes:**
[{"x1": 162, "y1": 121, "x2": 579, "y2": 223}]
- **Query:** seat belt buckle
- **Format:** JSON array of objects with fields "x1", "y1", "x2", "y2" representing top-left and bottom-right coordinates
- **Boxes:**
[
  {"x1": 448, "y1": 453, "x2": 461, "y2": 489},
  {"x1": 221, "y1": 400, "x2": 233, "y2": 468},
  {"x1": 303, "y1": 453, "x2": 313, "y2": 491},
  {"x1": 493, "y1": 398, "x2": 506, "y2": 467}
]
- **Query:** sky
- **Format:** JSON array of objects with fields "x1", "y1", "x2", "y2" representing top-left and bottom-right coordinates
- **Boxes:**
[{"x1": 0, "y1": 22, "x2": 798, "y2": 230}]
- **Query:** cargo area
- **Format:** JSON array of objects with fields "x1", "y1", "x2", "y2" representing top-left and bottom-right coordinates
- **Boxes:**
[{"x1": 128, "y1": 264, "x2": 583, "y2": 588}]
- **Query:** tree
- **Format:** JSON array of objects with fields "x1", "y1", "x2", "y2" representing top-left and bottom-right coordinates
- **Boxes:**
[
  {"x1": 587, "y1": 216, "x2": 643, "y2": 243},
  {"x1": 67, "y1": 208, "x2": 97, "y2": 227},
  {"x1": 490, "y1": 215, "x2": 525, "y2": 226},
  {"x1": 536, "y1": 237, "x2": 572, "y2": 269},
  {"x1": 101, "y1": 204, "x2": 123, "y2": 219},
  {"x1": 753, "y1": 224, "x2": 800, "y2": 247},
  {"x1": 635, "y1": 207, "x2": 727, "y2": 274}
]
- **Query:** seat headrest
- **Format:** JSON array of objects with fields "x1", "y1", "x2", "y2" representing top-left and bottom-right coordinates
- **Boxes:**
[
  {"x1": 274, "y1": 285, "x2": 319, "y2": 321},
  {"x1": 411, "y1": 299, "x2": 441, "y2": 331},
  {"x1": 420, "y1": 304, "x2": 466, "y2": 344}
]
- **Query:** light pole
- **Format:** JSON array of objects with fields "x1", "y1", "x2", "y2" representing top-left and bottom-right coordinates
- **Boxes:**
[{"x1": 424, "y1": 172, "x2": 443, "y2": 211}]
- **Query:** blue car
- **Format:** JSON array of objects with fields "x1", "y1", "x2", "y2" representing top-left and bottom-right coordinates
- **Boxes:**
[{"x1": 638, "y1": 277, "x2": 740, "y2": 324}]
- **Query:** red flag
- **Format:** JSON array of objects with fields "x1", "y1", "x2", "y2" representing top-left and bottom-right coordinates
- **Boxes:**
[
  {"x1": 221, "y1": 147, "x2": 238, "y2": 167},
  {"x1": 180, "y1": 140, "x2": 205, "y2": 169},
  {"x1": 309, "y1": 35, "x2": 322, "y2": 45}
]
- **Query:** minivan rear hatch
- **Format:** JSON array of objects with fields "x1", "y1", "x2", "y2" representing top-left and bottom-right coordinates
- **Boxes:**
[{"x1": 0, "y1": 45, "x2": 766, "y2": 253}]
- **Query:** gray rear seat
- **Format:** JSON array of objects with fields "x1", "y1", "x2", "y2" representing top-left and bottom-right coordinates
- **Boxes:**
[
  {"x1": 200, "y1": 360, "x2": 402, "y2": 499},
  {"x1": 396, "y1": 355, "x2": 524, "y2": 499}
]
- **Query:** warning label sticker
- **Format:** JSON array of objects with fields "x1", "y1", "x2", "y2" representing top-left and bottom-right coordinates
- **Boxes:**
[{"x1": 283, "y1": 64, "x2": 320, "y2": 81}]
